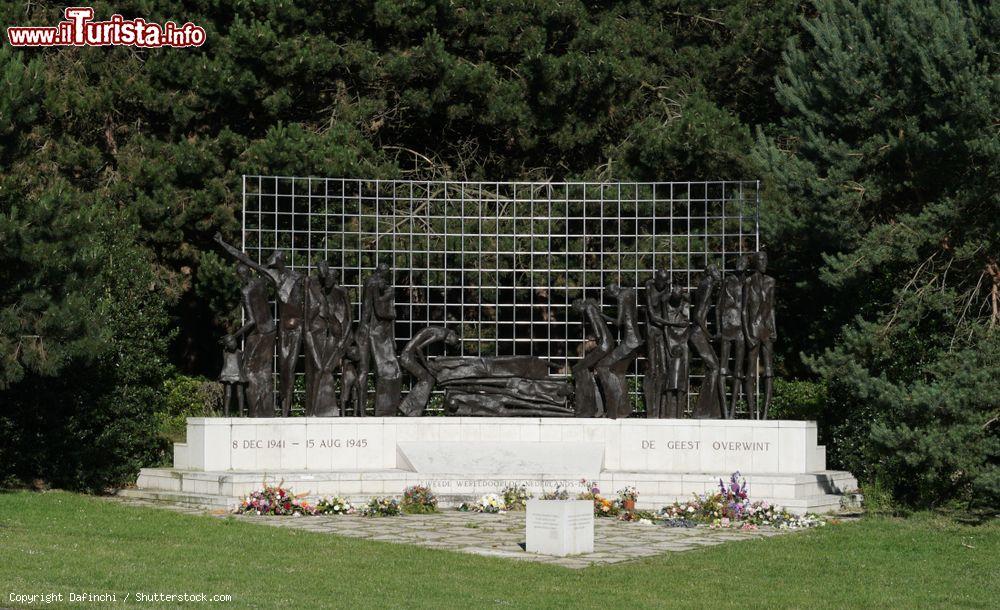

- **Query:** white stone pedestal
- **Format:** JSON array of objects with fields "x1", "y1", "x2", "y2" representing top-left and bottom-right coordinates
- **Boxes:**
[
  {"x1": 129, "y1": 417, "x2": 858, "y2": 515},
  {"x1": 525, "y1": 500, "x2": 594, "y2": 556}
]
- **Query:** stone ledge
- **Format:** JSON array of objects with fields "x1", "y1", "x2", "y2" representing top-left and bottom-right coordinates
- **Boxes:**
[{"x1": 134, "y1": 467, "x2": 857, "y2": 515}]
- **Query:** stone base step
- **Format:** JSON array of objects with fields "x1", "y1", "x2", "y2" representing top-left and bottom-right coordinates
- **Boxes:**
[
  {"x1": 118, "y1": 487, "x2": 852, "y2": 517},
  {"x1": 117, "y1": 488, "x2": 239, "y2": 510},
  {"x1": 134, "y1": 468, "x2": 857, "y2": 515}
]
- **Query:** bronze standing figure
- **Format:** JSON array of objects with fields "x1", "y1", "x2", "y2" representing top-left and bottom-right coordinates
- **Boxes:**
[
  {"x1": 219, "y1": 334, "x2": 247, "y2": 417},
  {"x1": 743, "y1": 251, "x2": 776, "y2": 419},
  {"x1": 595, "y1": 284, "x2": 643, "y2": 419},
  {"x1": 662, "y1": 285, "x2": 690, "y2": 418},
  {"x1": 230, "y1": 262, "x2": 276, "y2": 417},
  {"x1": 356, "y1": 263, "x2": 402, "y2": 416},
  {"x1": 717, "y1": 255, "x2": 749, "y2": 419},
  {"x1": 304, "y1": 261, "x2": 352, "y2": 416},
  {"x1": 339, "y1": 344, "x2": 362, "y2": 417},
  {"x1": 643, "y1": 270, "x2": 670, "y2": 418},
  {"x1": 571, "y1": 298, "x2": 612, "y2": 417},
  {"x1": 216, "y1": 234, "x2": 304, "y2": 417},
  {"x1": 689, "y1": 266, "x2": 724, "y2": 419}
]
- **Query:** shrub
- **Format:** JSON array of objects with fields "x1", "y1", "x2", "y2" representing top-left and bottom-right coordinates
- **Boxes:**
[
  {"x1": 769, "y1": 378, "x2": 826, "y2": 421},
  {"x1": 157, "y1": 375, "x2": 223, "y2": 443}
]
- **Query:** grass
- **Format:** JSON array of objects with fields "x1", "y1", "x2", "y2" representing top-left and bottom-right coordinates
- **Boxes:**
[{"x1": 2, "y1": 491, "x2": 998, "y2": 608}]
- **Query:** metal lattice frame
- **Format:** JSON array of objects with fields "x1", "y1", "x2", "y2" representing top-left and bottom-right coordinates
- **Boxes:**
[{"x1": 241, "y1": 177, "x2": 760, "y2": 415}]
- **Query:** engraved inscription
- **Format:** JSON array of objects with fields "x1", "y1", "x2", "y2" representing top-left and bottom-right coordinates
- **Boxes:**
[
  {"x1": 639, "y1": 439, "x2": 771, "y2": 453},
  {"x1": 567, "y1": 514, "x2": 591, "y2": 531},
  {"x1": 232, "y1": 437, "x2": 369, "y2": 450}
]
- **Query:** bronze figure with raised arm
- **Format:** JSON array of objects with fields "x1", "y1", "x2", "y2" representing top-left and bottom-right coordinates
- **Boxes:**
[
  {"x1": 216, "y1": 233, "x2": 304, "y2": 417},
  {"x1": 227, "y1": 263, "x2": 277, "y2": 417}
]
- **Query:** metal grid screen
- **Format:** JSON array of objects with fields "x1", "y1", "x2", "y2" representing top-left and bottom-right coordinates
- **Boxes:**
[{"x1": 241, "y1": 177, "x2": 760, "y2": 415}]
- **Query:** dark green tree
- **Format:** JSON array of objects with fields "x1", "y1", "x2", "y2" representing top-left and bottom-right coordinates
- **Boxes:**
[{"x1": 755, "y1": 0, "x2": 999, "y2": 508}]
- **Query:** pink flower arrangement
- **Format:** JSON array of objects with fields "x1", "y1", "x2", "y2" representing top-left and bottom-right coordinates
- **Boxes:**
[{"x1": 235, "y1": 481, "x2": 315, "y2": 516}]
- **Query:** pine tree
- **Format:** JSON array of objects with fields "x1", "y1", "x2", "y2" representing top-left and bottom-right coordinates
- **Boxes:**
[{"x1": 755, "y1": 0, "x2": 1000, "y2": 508}]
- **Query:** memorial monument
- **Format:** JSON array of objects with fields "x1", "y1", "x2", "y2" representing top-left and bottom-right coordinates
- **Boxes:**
[{"x1": 129, "y1": 179, "x2": 855, "y2": 517}]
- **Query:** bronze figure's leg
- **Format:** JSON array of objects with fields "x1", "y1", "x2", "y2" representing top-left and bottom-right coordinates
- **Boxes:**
[
  {"x1": 643, "y1": 334, "x2": 666, "y2": 418},
  {"x1": 761, "y1": 340, "x2": 774, "y2": 420},
  {"x1": 744, "y1": 341, "x2": 760, "y2": 419},
  {"x1": 689, "y1": 328, "x2": 722, "y2": 419},
  {"x1": 572, "y1": 345, "x2": 609, "y2": 417},
  {"x1": 730, "y1": 335, "x2": 745, "y2": 417},
  {"x1": 718, "y1": 338, "x2": 732, "y2": 419},
  {"x1": 243, "y1": 331, "x2": 276, "y2": 417},
  {"x1": 278, "y1": 326, "x2": 303, "y2": 417},
  {"x1": 237, "y1": 384, "x2": 246, "y2": 417},
  {"x1": 354, "y1": 333, "x2": 371, "y2": 416},
  {"x1": 371, "y1": 326, "x2": 402, "y2": 416}
]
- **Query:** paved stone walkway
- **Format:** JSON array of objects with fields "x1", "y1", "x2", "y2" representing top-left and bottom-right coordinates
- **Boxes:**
[{"x1": 109, "y1": 497, "x2": 805, "y2": 569}]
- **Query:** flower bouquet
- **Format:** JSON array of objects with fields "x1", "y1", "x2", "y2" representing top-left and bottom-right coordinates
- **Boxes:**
[
  {"x1": 459, "y1": 493, "x2": 506, "y2": 513},
  {"x1": 617, "y1": 486, "x2": 638, "y2": 512},
  {"x1": 579, "y1": 480, "x2": 620, "y2": 517},
  {"x1": 658, "y1": 472, "x2": 827, "y2": 529},
  {"x1": 401, "y1": 485, "x2": 439, "y2": 514},
  {"x1": 500, "y1": 485, "x2": 532, "y2": 511},
  {"x1": 315, "y1": 496, "x2": 355, "y2": 515},
  {"x1": 235, "y1": 481, "x2": 315, "y2": 516},
  {"x1": 361, "y1": 496, "x2": 401, "y2": 517}
]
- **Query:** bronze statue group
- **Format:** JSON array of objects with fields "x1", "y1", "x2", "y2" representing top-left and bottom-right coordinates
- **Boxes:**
[
  {"x1": 214, "y1": 233, "x2": 775, "y2": 420},
  {"x1": 573, "y1": 251, "x2": 776, "y2": 420}
]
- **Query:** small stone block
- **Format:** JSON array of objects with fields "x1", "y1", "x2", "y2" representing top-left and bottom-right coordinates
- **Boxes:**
[{"x1": 525, "y1": 499, "x2": 594, "y2": 557}]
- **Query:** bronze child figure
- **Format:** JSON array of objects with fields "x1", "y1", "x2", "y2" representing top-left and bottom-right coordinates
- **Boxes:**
[{"x1": 219, "y1": 334, "x2": 247, "y2": 417}]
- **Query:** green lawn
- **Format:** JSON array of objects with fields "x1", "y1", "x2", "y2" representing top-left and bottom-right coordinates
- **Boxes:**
[{"x1": 1, "y1": 492, "x2": 997, "y2": 608}]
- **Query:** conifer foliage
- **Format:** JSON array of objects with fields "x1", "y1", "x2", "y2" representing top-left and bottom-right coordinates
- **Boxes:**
[{"x1": 755, "y1": 0, "x2": 999, "y2": 508}]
